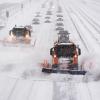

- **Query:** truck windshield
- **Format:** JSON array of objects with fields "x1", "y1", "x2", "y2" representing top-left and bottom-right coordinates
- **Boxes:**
[
  {"x1": 55, "y1": 44, "x2": 76, "y2": 57},
  {"x1": 12, "y1": 28, "x2": 26, "y2": 37}
]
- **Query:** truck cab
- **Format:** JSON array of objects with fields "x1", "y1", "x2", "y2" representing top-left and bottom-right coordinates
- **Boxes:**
[{"x1": 50, "y1": 42, "x2": 81, "y2": 69}]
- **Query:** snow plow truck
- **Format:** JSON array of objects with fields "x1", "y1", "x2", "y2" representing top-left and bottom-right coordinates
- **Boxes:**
[
  {"x1": 8, "y1": 26, "x2": 31, "y2": 44},
  {"x1": 42, "y1": 31, "x2": 86, "y2": 75}
]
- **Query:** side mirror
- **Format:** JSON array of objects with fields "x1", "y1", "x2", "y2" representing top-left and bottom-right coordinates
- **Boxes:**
[
  {"x1": 50, "y1": 48, "x2": 53, "y2": 55},
  {"x1": 78, "y1": 48, "x2": 81, "y2": 55}
]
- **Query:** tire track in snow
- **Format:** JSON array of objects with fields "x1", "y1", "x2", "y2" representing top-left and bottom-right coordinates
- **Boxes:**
[
  {"x1": 68, "y1": 7, "x2": 100, "y2": 46},
  {"x1": 53, "y1": 75, "x2": 77, "y2": 100},
  {"x1": 26, "y1": 82, "x2": 34, "y2": 100},
  {"x1": 53, "y1": 81, "x2": 68, "y2": 100},
  {"x1": 85, "y1": 83, "x2": 93, "y2": 100},
  {"x1": 72, "y1": 4, "x2": 100, "y2": 35},
  {"x1": 7, "y1": 78, "x2": 19, "y2": 100},
  {"x1": 77, "y1": 76, "x2": 93, "y2": 100},
  {"x1": 78, "y1": 8, "x2": 100, "y2": 34}
]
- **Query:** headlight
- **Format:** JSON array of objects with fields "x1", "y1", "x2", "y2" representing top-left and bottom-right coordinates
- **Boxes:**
[
  {"x1": 25, "y1": 34, "x2": 30, "y2": 39},
  {"x1": 54, "y1": 54, "x2": 57, "y2": 58},
  {"x1": 10, "y1": 32, "x2": 16, "y2": 39}
]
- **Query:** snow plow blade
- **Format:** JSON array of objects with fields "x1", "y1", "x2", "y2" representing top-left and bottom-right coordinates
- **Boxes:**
[{"x1": 42, "y1": 68, "x2": 86, "y2": 75}]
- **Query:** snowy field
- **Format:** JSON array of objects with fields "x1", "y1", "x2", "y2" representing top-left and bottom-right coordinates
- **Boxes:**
[{"x1": 0, "y1": 0, "x2": 100, "y2": 100}]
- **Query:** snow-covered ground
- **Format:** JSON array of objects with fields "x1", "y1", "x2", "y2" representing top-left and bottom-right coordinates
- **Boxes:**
[
  {"x1": 0, "y1": 0, "x2": 24, "y2": 4},
  {"x1": 0, "y1": 0, "x2": 100, "y2": 100}
]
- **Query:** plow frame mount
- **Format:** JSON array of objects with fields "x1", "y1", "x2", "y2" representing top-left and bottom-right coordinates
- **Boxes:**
[{"x1": 42, "y1": 68, "x2": 86, "y2": 75}]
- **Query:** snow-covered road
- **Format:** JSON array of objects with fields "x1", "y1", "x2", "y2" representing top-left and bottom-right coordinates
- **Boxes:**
[{"x1": 0, "y1": 0, "x2": 100, "y2": 100}]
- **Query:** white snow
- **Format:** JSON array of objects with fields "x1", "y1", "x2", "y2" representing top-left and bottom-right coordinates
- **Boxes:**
[
  {"x1": 0, "y1": 0, "x2": 100, "y2": 100},
  {"x1": 0, "y1": 0, "x2": 24, "y2": 4}
]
